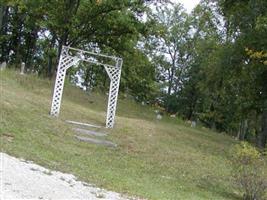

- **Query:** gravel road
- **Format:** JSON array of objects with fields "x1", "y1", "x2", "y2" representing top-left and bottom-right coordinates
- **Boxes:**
[{"x1": 0, "y1": 152, "x2": 130, "y2": 200}]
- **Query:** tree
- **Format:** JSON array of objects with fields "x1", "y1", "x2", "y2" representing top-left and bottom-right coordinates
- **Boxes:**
[
  {"x1": 146, "y1": 3, "x2": 191, "y2": 97},
  {"x1": 219, "y1": 0, "x2": 267, "y2": 148},
  {"x1": 175, "y1": 0, "x2": 224, "y2": 122}
]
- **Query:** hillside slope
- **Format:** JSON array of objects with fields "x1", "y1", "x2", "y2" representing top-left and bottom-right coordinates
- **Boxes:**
[{"x1": 1, "y1": 70, "x2": 240, "y2": 200}]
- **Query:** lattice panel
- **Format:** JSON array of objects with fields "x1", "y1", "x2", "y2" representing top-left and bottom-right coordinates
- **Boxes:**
[
  {"x1": 104, "y1": 58, "x2": 122, "y2": 128},
  {"x1": 50, "y1": 46, "x2": 122, "y2": 128},
  {"x1": 50, "y1": 48, "x2": 80, "y2": 116}
]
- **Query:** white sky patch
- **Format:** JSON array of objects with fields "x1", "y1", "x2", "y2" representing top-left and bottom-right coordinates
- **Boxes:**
[{"x1": 172, "y1": 0, "x2": 200, "y2": 13}]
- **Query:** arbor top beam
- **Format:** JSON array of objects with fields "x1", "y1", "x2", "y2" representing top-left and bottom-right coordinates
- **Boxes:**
[{"x1": 64, "y1": 46, "x2": 122, "y2": 62}]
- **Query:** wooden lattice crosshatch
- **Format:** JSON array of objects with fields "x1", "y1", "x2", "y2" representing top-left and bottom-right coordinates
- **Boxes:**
[{"x1": 50, "y1": 46, "x2": 123, "y2": 128}]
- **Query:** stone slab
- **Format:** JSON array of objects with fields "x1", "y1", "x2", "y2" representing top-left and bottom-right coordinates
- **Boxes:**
[
  {"x1": 0, "y1": 61, "x2": 7, "y2": 71},
  {"x1": 75, "y1": 135, "x2": 117, "y2": 148},
  {"x1": 73, "y1": 128, "x2": 107, "y2": 137},
  {"x1": 66, "y1": 120, "x2": 102, "y2": 128}
]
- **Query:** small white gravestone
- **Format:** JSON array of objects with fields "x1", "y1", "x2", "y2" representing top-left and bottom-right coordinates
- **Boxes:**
[
  {"x1": 156, "y1": 114, "x2": 162, "y2": 120},
  {"x1": 191, "y1": 121, "x2": 196, "y2": 128},
  {"x1": 20, "y1": 62, "x2": 25, "y2": 75},
  {"x1": 0, "y1": 61, "x2": 7, "y2": 71}
]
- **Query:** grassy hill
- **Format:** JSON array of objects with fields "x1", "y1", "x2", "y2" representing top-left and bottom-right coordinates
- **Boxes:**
[{"x1": 1, "y1": 69, "x2": 244, "y2": 199}]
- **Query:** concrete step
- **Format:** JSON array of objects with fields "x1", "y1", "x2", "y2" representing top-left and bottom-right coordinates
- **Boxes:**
[
  {"x1": 74, "y1": 135, "x2": 117, "y2": 148},
  {"x1": 73, "y1": 128, "x2": 107, "y2": 137},
  {"x1": 66, "y1": 120, "x2": 102, "y2": 129}
]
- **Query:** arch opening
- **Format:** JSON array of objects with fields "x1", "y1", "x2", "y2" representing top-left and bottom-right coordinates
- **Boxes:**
[{"x1": 50, "y1": 46, "x2": 123, "y2": 128}]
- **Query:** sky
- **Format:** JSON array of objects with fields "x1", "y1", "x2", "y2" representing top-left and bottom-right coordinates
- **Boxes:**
[{"x1": 173, "y1": 0, "x2": 201, "y2": 12}]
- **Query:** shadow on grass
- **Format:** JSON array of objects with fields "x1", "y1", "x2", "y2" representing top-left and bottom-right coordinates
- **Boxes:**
[{"x1": 196, "y1": 175, "x2": 241, "y2": 200}]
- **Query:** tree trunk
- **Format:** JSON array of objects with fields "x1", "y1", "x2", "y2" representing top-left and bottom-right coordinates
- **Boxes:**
[
  {"x1": 0, "y1": 5, "x2": 5, "y2": 30},
  {"x1": 237, "y1": 119, "x2": 248, "y2": 140},
  {"x1": 56, "y1": 0, "x2": 79, "y2": 65},
  {"x1": 47, "y1": 34, "x2": 56, "y2": 78},
  {"x1": 257, "y1": 99, "x2": 267, "y2": 148},
  {"x1": 0, "y1": 6, "x2": 9, "y2": 62},
  {"x1": 56, "y1": 29, "x2": 68, "y2": 64},
  {"x1": 24, "y1": 29, "x2": 38, "y2": 71},
  {"x1": 9, "y1": 7, "x2": 24, "y2": 67},
  {"x1": 257, "y1": 69, "x2": 267, "y2": 149},
  {"x1": 167, "y1": 64, "x2": 175, "y2": 96}
]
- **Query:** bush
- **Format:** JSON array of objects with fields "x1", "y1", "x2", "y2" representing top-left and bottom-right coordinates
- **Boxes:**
[{"x1": 230, "y1": 142, "x2": 267, "y2": 200}]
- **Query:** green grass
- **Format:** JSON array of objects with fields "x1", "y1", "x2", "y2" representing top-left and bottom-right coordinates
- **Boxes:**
[{"x1": 0, "y1": 69, "x2": 260, "y2": 200}]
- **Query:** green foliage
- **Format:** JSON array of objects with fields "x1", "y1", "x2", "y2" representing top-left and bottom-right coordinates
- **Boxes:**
[
  {"x1": 231, "y1": 142, "x2": 261, "y2": 165},
  {"x1": 230, "y1": 142, "x2": 267, "y2": 200},
  {"x1": 163, "y1": 94, "x2": 179, "y2": 114},
  {"x1": 0, "y1": 0, "x2": 157, "y2": 101},
  {"x1": 121, "y1": 49, "x2": 157, "y2": 102}
]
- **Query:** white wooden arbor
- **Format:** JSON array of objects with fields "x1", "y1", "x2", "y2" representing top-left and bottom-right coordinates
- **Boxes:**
[{"x1": 50, "y1": 46, "x2": 123, "y2": 128}]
